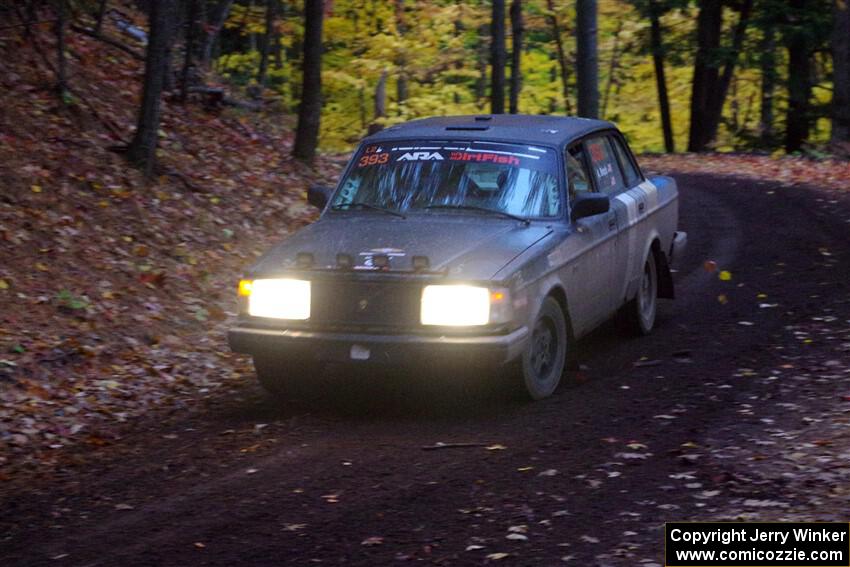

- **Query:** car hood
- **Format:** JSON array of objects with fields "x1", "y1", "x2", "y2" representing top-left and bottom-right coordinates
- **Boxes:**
[{"x1": 249, "y1": 214, "x2": 553, "y2": 281}]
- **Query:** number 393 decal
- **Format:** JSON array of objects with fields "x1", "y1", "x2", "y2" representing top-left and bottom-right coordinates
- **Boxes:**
[{"x1": 358, "y1": 153, "x2": 389, "y2": 167}]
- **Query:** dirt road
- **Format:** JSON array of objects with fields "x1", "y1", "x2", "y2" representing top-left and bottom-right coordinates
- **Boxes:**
[{"x1": 2, "y1": 173, "x2": 849, "y2": 566}]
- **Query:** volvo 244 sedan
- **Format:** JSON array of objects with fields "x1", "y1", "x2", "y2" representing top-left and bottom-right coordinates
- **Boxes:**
[{"x1": 228, "y1": 115, "x2": 687, "y2": 400}]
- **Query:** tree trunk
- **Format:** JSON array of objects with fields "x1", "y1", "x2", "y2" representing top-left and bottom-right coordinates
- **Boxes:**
[
  {"x1": 546, "y1": 0, "x2": 572, "y2": 114},
  {"x1": 759, "y1": 19, "x2": 777, "y2": 147},
  {"x1": 831, "y1": 0, "x2": 850, "y2": 143},
  {"x1": 509, "y1": 0, "x2": 523, "y2": 114},
  {"x1": 395, "y1": 0, "x2": 408, "y2": 108},
  {"x1": 273, "y1": 30, "x2": 284, "y2": 69},
  {"x1": 127, "y1": 0, "x2": 173, "y2": 177},
  {"x1": 576, "y1": 0, "x2": 598, "y2": 118},
  {"x1": 248, "y1": 0, "x2": 257, "y2": 52},
  {"x1": 374, "y1": 69, "x2": 387, "y2": 120},
  {"x1": 785, "y1": 0, "x2": 811, "y2": 152},
  {"x1": 687, "y1": 0, "x2": 722, "y2": 152},
  {"x1": 292, "y1": 0, "x2": 324, "y2": 163},
  {"x1": 21, "y1": 1, "x2": 36, "y2": 37},
  {"x1": 202, "y1": 0, "x2": 234, "y2": 68},
  {"x1": 55, "y1": 0, "x2": 68, "y2": 101},
  {"x1": 257, "y1": 0, "x2": 277, "y2": 89},
  {"x1": 648, "y1": 0, "x2": 674, "y2": 152},
  {"x1": 702, "y1": 0, "x2": 753, "y2": 146},
  {"x1": 94, "y1": 0, "x2": 108, "y2": 36},
  {"x1": 179, "y1": 0, "x2": 198, "y2": 102},
  {"x1": 491, "y1": 0, "x2": 506, "y2": 114},
  {"x1": 476, "y1": 22, "x2": 489, "y2": 104},
  {"x1": 601, "y1": 19, "x2": 622, "y2": 118},
  {"x1": 369, "y1": 69, "x2": 387, "y2": 134},
  {"x1": 161, "y1": 11, "x2": 181, "y2": 93}
]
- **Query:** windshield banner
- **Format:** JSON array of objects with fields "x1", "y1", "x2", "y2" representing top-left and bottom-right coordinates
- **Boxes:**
[{"x1": 356, "y1": 141, "x2": 558, "y2": 173}]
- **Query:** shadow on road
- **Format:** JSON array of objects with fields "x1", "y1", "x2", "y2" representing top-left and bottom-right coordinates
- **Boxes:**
[{"x1": 208, "y1": 310, "x2": 663, "y2": 428}]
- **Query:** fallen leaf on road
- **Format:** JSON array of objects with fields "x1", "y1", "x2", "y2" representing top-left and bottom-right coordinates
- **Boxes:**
[
  {"x1": 695, "y1": 490, "x2": 720, "y2": 499},
  {"x1": 422, "y1": 442, "x2": 486, "y2": 450},
  {"x1": 743, "y1": 499, "x2": 788, "y2": 508},
  {"x1": 508, "y1": 525, "x2": 528, "y2": 533},
  {"x1": 616, "y1": 452, "x2": 652, "y2": 460}
]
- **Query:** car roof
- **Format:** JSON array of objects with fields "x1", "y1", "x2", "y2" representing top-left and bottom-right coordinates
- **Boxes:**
[{"x1": 363, "y1": 114, "x2": 615, "y2": 147}]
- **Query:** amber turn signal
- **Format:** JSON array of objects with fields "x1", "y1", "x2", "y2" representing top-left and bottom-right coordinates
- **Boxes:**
[{"x1": 238, "y1": 279, "x2": 253, "y2": 297}]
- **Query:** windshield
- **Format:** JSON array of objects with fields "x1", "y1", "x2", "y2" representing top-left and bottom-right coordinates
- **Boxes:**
[{"x1": 331, "y1": 140, "x2": 562, "y2": 218}]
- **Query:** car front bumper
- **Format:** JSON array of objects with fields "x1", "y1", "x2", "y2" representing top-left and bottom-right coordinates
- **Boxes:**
[{"x1": 228, "y1": 325, "x2": 529, "y2": 367}]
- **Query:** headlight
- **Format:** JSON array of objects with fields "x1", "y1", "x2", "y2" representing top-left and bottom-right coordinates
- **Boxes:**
[
  {"x1": 421, "y1": 285, "x2": 494, "y2": 326},
  {"x1": 240, "y1": 278, "x2": 310, "y2": 320}
]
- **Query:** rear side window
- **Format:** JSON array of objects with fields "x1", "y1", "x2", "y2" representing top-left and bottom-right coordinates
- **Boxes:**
[
  {"x1": 586, "y1": 135, "x2": 626, "y2": 195},
  {"x1": 565, "y1": 145, "x2": 591, "y2": 200},
  {"x1": 610, "y1": 136, "x2": 641, "y2": 188}
]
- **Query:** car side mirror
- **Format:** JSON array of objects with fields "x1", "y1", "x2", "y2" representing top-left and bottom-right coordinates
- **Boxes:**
[
  {"x1": 571, "y1": 193, "x2": 610, "y2": 221},
  {"x1": 307, "y1": 185, "x2": 333, "y2": 209}
]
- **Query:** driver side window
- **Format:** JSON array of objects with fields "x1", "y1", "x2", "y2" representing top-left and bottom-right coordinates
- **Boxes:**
[{"x1": 565, "y1": 144, "x2": 591, "y2": 201}]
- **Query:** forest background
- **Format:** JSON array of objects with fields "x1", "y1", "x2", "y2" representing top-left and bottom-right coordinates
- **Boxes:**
[
  {"x1": 15, "y1": 0, "x2": 848, "y2": 170},
  {"x1": 202, "y1": 0, "x2": 848, "y2": 156}
]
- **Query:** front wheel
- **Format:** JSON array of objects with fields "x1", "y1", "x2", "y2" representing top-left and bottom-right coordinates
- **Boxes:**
[{"x1": 519, "y1": 297, "x2": 568, "y2": 400}]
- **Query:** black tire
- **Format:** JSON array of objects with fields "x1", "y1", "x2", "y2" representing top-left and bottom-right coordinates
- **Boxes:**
[
  {"x1": 625, "y1": 251, "x2": 658, "y2": 335},
  {"x1": 519, "y1": 297, "x2": 568, "y2": 400},
  {"x1": 253, "y1": 354, "x2": 322, "y2": 401}
]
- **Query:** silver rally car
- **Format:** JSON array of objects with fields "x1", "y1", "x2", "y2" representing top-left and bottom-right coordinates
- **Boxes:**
[{"x1": 229, "y1": 115, "x2": 686, "y2": 400}]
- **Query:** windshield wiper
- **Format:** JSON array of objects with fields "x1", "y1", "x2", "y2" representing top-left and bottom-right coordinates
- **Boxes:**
[
  {"x1": 422, "y1": 204, "x2": 530, "y2": 225},
  {"x1": 331, "y1": 202, "x2": 406, "y2": 219}
]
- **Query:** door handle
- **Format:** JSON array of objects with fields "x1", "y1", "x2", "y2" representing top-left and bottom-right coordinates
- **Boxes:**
[
  {"x1": 638, "y1": 202, "x2": 646, "y2": 213},
  {"x1": 608, "y1": 218, "x2": 616, "y2": 230}
]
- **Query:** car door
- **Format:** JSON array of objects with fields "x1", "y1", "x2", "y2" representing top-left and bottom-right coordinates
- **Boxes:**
[
  {"x1": 607, "y1": 133, "x2": 651, "y2": 305},
  {"x1": 585, "y1": 133, "x2": 635, "y2": 310},
  {"x1": 561, "y1": 141, "x2": 619, "y2": 337}
]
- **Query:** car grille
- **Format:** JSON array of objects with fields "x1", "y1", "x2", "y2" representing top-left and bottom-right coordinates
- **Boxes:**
[{"x1": 310, "y1": 279, "x2": 421, "y2": 329}]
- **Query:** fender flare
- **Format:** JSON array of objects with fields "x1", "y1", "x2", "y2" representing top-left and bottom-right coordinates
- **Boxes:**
[{"x1": 654, "y1": 241, "x2": 675, "y2": 299}]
